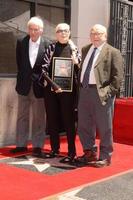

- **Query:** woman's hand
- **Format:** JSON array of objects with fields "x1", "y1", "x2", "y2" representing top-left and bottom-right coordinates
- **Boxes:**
[
  {"x1": 55, "y1": 88, "x2": 63, "y2": 93},
  {"x1": 71, "y1": 53, "x2": 79, "y2": 65}
]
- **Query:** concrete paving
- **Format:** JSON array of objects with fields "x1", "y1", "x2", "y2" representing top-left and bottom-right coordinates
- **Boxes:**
[{"x1": 44, "y1": 170, "x2": 133, "y2": 200}]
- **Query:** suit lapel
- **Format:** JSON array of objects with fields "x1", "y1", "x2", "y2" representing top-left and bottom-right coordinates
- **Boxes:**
[
  {"x1": 25, "y1": 36, "x2": 31, "y2": 67},
  {"x1": 94, "y1": 43, "x2": 108, "y2": 67},
  {"x1": 81, "y1": 45, "x2": 91, "y2": 66},
  {"x1": 81, "y1": 43, "x2": 109, "y2": 70},
  {"x1": 83, "y1": 45, "x2": 91, "y2": 60}
]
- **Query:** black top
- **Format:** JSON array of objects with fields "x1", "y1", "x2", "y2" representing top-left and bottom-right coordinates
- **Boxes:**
[{"x1": 49, "y1": 42, "x2": 72, "y2": 77}]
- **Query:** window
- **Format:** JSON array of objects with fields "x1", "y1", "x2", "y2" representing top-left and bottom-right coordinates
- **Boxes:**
[{"x1": 0, "y1": 0, "x2": 71, "y2": 74}]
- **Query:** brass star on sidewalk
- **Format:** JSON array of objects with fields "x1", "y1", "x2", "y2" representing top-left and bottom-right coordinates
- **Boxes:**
[{"x1": 10, "y1": 155, "x2": 50, "y2": 172}]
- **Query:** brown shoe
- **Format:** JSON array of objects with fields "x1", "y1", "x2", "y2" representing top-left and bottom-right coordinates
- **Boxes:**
[
  {"x1": 92, "y1": 159, "x2": 111, "y2": 168},
  {"x1": 76, "y1": 150, "x2": 97, "y2": 165}
]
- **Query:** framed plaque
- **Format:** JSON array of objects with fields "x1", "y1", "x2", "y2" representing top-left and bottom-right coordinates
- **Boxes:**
[{"x1": 52, "y1": 57, "x2": 74, "y2": 92}]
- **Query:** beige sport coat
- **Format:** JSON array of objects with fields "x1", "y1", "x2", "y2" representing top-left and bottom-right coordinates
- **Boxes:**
[{"x1": 80, "y1": 43, "x2": 124, "y2": 105}]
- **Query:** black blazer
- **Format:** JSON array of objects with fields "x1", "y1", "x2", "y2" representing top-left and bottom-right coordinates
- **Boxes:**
[{"x1": 15, "y1": 35, "x2": 50, "y2": 98}]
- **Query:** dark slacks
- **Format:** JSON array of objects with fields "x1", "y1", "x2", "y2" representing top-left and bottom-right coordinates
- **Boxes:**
[{"x1": 44, "y1": 86, "x2": 76, "y2": 157}]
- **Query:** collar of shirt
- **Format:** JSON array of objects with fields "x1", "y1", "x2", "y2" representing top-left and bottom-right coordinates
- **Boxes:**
[
  {"x1": 80, "y1": 43, "x2": 105, "y2": 83},
  {"x1": 29, "y1": 37, "x2": 41, "y2": 68},
  {"x1": 29, "y1": 37, "x2": 41, "y2": 47},
  {"x1": 95, "y1": 42, "x2": 105, "y2": 52}
]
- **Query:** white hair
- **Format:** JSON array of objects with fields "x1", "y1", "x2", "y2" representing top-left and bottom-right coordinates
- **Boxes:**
[
  {"x1": 55, "y1": 23, "x2": 70, "y2": 32},
  {"x1": 91, "y1": 24, "x2": 107, "y2": 34},
  {"x1": 27, "y1": 16, "x2": 44, "y2": 30}
]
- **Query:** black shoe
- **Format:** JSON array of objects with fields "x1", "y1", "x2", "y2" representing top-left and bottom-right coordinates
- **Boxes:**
[
  {"x1": 32, "y1": 147, "x2": 45, "y2": 158},
  {"x1": 91, "y1": 159, "x2": 111, "y2": 168},
  {"x1": 59, "y1": 156, "x2": 76, "y2": 164},
  {"x1": 45, "y1": 150, "x2": 60, "y2": 158},
  {"x1": 10, "y1": 147, "x2": 28, "y2": 154}
]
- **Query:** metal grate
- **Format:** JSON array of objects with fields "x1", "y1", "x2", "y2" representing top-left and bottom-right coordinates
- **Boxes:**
[{"x1": 108, "y1": 0, "x2": 133, "y2": 97}]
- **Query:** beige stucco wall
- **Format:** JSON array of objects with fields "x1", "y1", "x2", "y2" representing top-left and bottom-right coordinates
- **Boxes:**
[
  {"x1": 0, "y1": 78, "x2": 45, "y2": 147},
  {"x1": 71, "y1": 0, "x2": 110, "y2": 49},
  {"x1": 0, "y1": 78, "x2": 18, "y2": 146},
  {"x1": 0, "y1": 77, "x2": 45, "y2": 147}
]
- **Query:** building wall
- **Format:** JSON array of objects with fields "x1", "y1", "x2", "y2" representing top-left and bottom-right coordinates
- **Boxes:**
[
  {"x1": 71, "y1": 0, "x2": 110, "y2": 49},
  {"x1": 0, "y1": 78, "x2": 45, "y2": 147},
  {"x1": 0, "y1": 78, "x2": 18, "y2": 146},
  {"x1": 0, "y1": 0, "x2": 111, "y2": 146}
]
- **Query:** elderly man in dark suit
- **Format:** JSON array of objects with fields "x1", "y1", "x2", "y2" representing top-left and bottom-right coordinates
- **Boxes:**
[
  {"x1": 10, "y1": 16, "x2": 50, "y2": 157},
  {"x1": 77, "y1": 24, "x2": 123, "y2": 167}
]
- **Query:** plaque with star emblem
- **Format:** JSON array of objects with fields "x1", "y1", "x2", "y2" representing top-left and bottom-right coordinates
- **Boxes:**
[{"x1": 52, "y1": 57, "x2": 74, "y2": 92}]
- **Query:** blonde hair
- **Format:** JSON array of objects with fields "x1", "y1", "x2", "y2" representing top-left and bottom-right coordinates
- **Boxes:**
[{"x1": 27, "y1": 16, "x2": 44, "y2": 30}]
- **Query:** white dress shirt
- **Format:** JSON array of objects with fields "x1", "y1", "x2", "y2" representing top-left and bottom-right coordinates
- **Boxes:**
[
  {"x1": 29, "y1": 37, "x2": 40, "y2": 68},
  {"x1": 81, "y1": 43, "x2": 105, "y2": 84}
]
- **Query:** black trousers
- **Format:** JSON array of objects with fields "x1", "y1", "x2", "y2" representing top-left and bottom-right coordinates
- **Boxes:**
[{"x1": 44, "y1": 86, "x2": 76, "y2": 157}]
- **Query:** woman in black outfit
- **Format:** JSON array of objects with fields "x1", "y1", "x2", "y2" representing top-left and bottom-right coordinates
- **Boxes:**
[{"x1": 41, "y1": 23, "x2": 81, "y2": 163}]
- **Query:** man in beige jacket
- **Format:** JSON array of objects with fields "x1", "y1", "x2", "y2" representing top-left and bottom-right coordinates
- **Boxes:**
[{"x1": 77, "y1": 24, "x2": 123, "y2": 167}]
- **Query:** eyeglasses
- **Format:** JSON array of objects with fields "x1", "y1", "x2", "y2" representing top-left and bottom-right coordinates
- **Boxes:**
[
  {"x1": 90, "y1": 32, "x2": 104, "y2": 36},
  {"x1": 56, "y1": 29, "x2": 69, "y2": 33}
]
